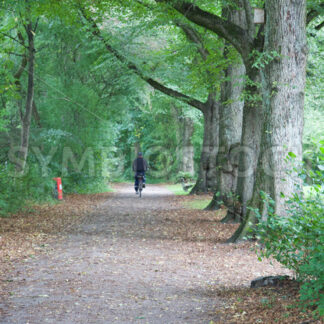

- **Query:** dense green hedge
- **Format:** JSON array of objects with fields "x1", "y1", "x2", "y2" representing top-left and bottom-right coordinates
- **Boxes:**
[{"x1": 255, "y1": 143, "x2": 324, "y2": 317}]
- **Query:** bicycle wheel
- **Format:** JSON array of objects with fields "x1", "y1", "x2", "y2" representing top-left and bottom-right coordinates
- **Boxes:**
[{"x1": 138, "y1": 178, "x2": 143, "y2": 198}]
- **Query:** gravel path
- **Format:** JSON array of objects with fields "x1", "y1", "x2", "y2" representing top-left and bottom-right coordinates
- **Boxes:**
[
  {"x1": 1, "y1": 184, "x2": 290, "y2": 324},
  {"x1": 1, "y1": 185, "x2": 223, "y2": 323}
]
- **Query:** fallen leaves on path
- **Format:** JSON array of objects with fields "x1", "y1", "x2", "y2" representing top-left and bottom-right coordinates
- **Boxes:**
[
  {"x1": 0, "y1": 186, "x2": 321, "y2": 323},
  {"x1": 0, "y1": 193, "x2": 111, "y2": 306},
  {"x1": 214, "y1": 279, "x2": 322, "y2": 323}
]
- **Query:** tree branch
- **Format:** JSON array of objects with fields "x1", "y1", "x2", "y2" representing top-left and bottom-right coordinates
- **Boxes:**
[
  {"x1": 0, "y1": 31, "x2": 28, "y2": 48},
  {"x1": 155, "y1": 0, "x2": 253, "y2": 58},
  {"x1": 307, "y1": 4, "x2": 324, "y2": 25},
  {"x1": 144, "y1": 78, "x2": 204, "y2": 110},
  {"x1": 175, "y1": 21, "x2": 209, "y2": 60},
  {"x1": 80, "y1": 7, "x2": 205, "y2": 111},
  {"x1": 34, "y1": 17, "x2": 40, "y2": 32}
]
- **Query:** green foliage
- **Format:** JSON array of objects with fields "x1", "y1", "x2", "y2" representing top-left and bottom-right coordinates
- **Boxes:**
[
  {"x1": 255, "y1": 146, "x2": 324, "y2": 317},
  {"x1": 304, "y1": 26, "x2": 324, "y2": 154},
  {"x1": 0, "y1": 3, "x2": 205, "y2": 214},
  {"x1": 250, "y1": 49, "x2": 281, "y2": 70},
  {"x1": 62, "y1": 174, "x2": 110, "y2": 194},
  {"x1": 0, "y1": 163, "x2": 54, "y2": 216},
  {"x1": 175, "y1": 171, "x2": 194, "y2": 182},
  {"x1": 0, "y1": 0, "x2": 322, "y2": 219}
]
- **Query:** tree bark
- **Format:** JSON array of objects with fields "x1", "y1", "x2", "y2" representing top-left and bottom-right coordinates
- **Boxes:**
[
  {"x1": 229, "y1": 65, "x2": 263, "y2": 221},
  {"x1": 171, "y1": 105, "x2": 195, "y2": 175},
  {"x1": 17, "y1": 22, "x2": 35, "y2": 173},
  {"x1": 206, "y1": 3, "x2": 245, "y2": 212},
  {"x1": 206, "y1": 61, "x2": 245, "y2": 212},
  {"x1": 181, "y1": 116, "x2": 195, "y2": 175},
  {"x1": 221, "y1": 3, "x2": 264, "y2": 225},
  {"x1": 190, "y1": 94, "x2": 219, "y2": 193},
  {"x1": 230, "y1": 0, "x2": 307, "y2": 242},
  {"x1": 157, "y1": 1, "x2": 266, "y2": 212}
]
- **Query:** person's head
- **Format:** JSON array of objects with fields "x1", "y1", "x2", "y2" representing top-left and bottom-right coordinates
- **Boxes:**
[{"x1": 138, "y1": 152, "x2": 143, "y2": 158}]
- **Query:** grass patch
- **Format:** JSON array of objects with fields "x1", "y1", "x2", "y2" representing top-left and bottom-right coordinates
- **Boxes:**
[
  {"x1": 71, "y1": 184, "x2": 114, "y2": 194},
  {"x1": 111, "y1": 177, "x2": 130, "y2": 183},
  {"x1": 146, "y1": 178, "x2": 171, "y2": 184},
  {"x1": 165, "y1": 184, "x2": 189, "y2": 195},
  {"x1": 183, "y1": 199, "x2": 211, "y2": 210}
]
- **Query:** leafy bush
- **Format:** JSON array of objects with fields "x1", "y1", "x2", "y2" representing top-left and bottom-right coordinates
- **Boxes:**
[
  {"x1": 63, "y1": 172, "x2": 109, "y2": 194},
  {"x1": 255, "y1": 142, "x2": 324, "y2": 317},
  {"x1": 0, "y1": 162, "x2": 54, "y2": 216},
  {"x1": 0, "y1": 162, "x2": 110, "y2": 216}
]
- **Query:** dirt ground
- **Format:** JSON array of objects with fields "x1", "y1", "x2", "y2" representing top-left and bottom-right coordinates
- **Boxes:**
[{"x1": 0, "y1": 184, "x2": 319, "y2": 323}]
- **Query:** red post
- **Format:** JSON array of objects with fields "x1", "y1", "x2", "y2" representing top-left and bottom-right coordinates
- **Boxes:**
[{"x1": 53, "y1": 177, "x2": 63, "y2": 200}]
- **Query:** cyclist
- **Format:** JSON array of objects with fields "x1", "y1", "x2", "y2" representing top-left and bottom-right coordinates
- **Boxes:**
[{"x1": 132, "y1": 152, "x2": 148, "y2": 194}]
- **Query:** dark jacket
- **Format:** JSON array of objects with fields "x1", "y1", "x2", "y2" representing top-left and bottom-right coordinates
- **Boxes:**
[{"x1": 132, "y1": 157, "x2": 148, "y2": 172}]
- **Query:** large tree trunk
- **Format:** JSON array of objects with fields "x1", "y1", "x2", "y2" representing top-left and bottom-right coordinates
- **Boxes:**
[
  {"x1": 17, "y1": 22, "x2": 35, "y2": 174},
  {"x1": 230, "y1": 0, "x2": 307, "y2": 242},
  {"x1": 206, "y1": 3, "x2": 245, "y2": 212},
  {"x1": 190, "y1": 94, "x2": 219, "y2": 194},
  {"x1": 171, "y1": 105, "x2": 195, "y2": 175},
  {"x1": 174, "y1": 23, "x2": 219, "y2": 193},
  {"x1": 229, "y1": 65, "x2": 263, "y2": 220},
  {"x1": 206, "y1": 61, "x2": 245, "y2": 212},
  {"x1": 181, "y1": 116, "x2": 195, "y2": 175}
]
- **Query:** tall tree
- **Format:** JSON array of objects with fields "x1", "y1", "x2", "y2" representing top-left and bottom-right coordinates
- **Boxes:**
[
  {"x1": 205, "y1": 2, "x2": 245, "y2": 214},
  {"x1": 79, "y1": 4, "x2": 224, "y2": 192},
  {"x1": 230, "y1": 0, "x2": 308, "y2": 241},
  {"x1": 153, "y1": 0, "x2": 313, "y2": 241},
  {"x1": 176, "y1": 22, "x2": 219, "y2": 193},
  {"x1": 17, "y1": 18, "x2": 36, "y2": 173},
  {"x1": 155, "y1": 0, "x2": 265, "y2": 217},
  {"x1": 0, "y1": 1, "x2": 38, "y2": 173}
]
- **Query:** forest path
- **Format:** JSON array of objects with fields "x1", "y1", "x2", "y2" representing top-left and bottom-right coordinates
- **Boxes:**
[{"x1": 1, "y1": 184, "x2": 290, "y2": 324}]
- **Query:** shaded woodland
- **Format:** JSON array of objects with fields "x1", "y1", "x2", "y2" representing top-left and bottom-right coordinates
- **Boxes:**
[{"x1": 0, "y1": 0, "x2": 323, "y2": 318}]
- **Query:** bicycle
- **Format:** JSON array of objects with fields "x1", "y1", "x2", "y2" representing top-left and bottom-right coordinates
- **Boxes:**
[{"x1": 137, "y1": 174, "x2": 144, "y2": 198}]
